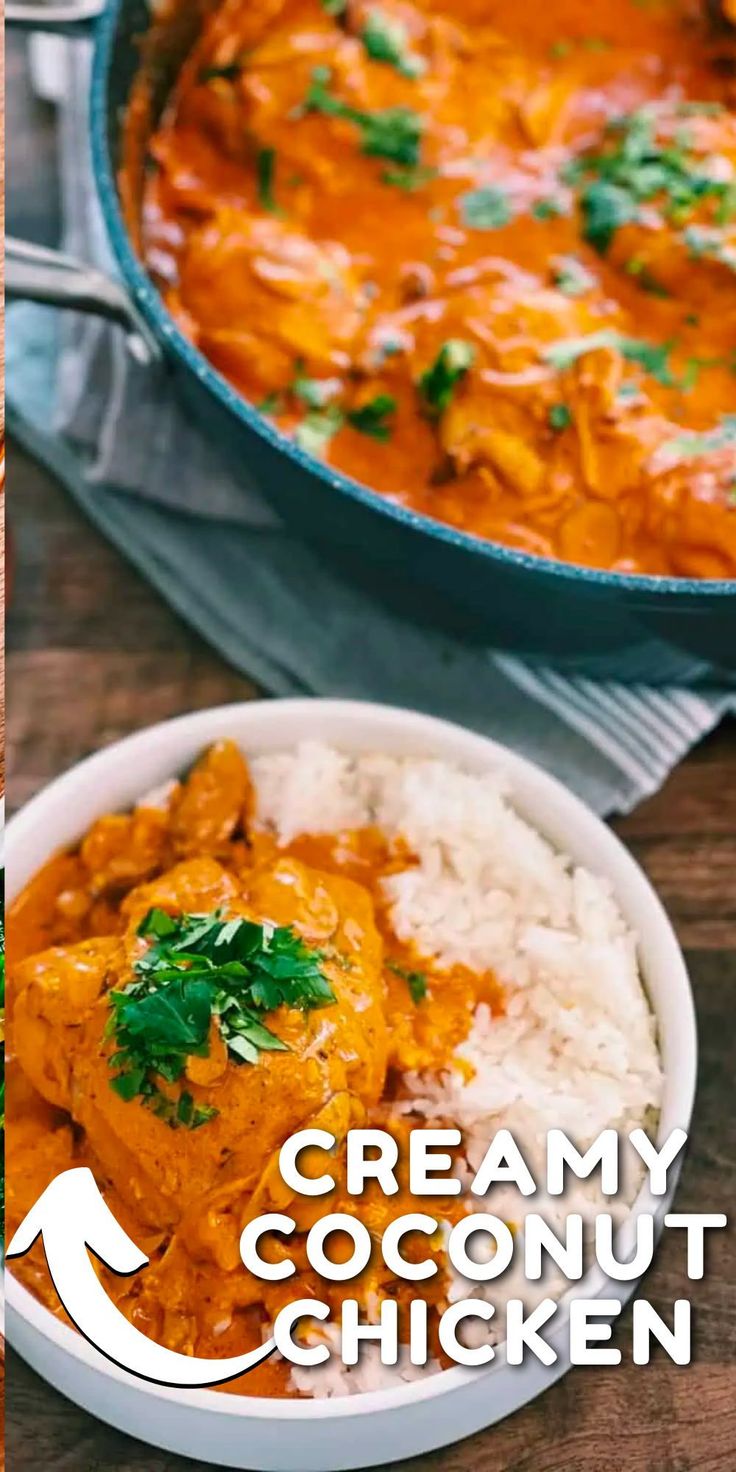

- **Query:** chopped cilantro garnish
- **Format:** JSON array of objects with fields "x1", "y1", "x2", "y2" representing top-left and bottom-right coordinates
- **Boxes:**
[
  {"x1": 107, "y1": 909, "x2": 335, "y2": 1126},
  {"x1": 292, "y1": 365, "x2": 341, "y2": 409},
  {"x1": 551, "y1": 35, "x2": 609, "y2": 58},
  {"x1": 569, "y1": 107, "x2": 736, "y2": 254},
  {"x1": 295, "y1": 405, "x2": 344, "y2": 456},
  {"x1": 680, "y1": 354, "x2": 730, "y2": 392},
  {"x1": 295, "y1": 393, "x2": 397, "y2": 450},
  {"x1": 302, "y1": 68, "x2": 423, "y2": 167},
  {"x1": 580, "y1": 179, "x2": 639, "y2": 253},
  {"x1": 624, "y1": 255, "x2": 670, "y2": 296},
  {"x1": 549, "y1": 402, "x2": 573, "y2": 430},
  {"x1": 347, "y1": 394, "x2": 397, "y2": 440},
  {"x1": 460, "y1": 186, "x2": 513, "y2": 229},
  {"x1": 256, "y1": 147, "x2": 281, "y2": 214},
  {"x1": 321, "y1": 0, "x2": 347, "y2": 12},
  {"x1": 361, "y1": 9, "x2": 425, "y2": 77},
  {"x1": 387, "y1": 959, "x2": 427, "y2": 1004},
  {"x1": 418, "y1": 339, "x2": 475, "y2": 416},
  {"x1": 258, "y1": 391, "x2": 285, "y2": 415},
  {"x1": 552, "y1": 254, "x2": 596, "y2": 296},
  {"x1": 543, "y1": 329, "x2": 678, "y2": 386},
  {"x1": 683, "y1": 225, "x2": 736, "y2": 272},
  {"x1": 532, "y1": 197, "x2": 568, "y2": 220},
  {"x1": 382, "y1": 164, "x2": 437, "y2": 191}
]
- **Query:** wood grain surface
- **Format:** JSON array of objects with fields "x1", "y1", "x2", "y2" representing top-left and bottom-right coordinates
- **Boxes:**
[{"x1": 6, "y1": 32, "x2": 736, "y2": 1472}]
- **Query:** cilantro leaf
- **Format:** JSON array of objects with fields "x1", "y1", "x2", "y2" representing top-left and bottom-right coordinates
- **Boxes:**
[
  {"x1": 569, "y1": 107, "x2": 736, "y2": 255},
  {"x1": 292, "y1": 367, "x2": 342, "y2": 409},
  {"x1": 580, "y1": 179, "x2": 639, "y2": 252},
  {"x1": 551, "y1": 254, "x2": 596, "y2": 296},
  {"x1": 302, "y1": 68, "x2": 423, "y2": 166},
  {"x1": 460, "y1": 187, "x2": 512, "y2": 230},
  {"x1": 387, "y1": 959, "x2": 427, "y2": 1004},
  {"x1": 549, "y1": 403, "x2": 573, "y2": 430},
  {"x1": 295, "y1": 405, "x2": 345, "y2": 456},
  {"x1": 361, "y1": 9, "x2": 425, "y2": 77},
  {"x1": 418, "y1": 340, "x2": 475, "y2": 416},
  {"x1": 107, "y1": 911, "x2": 335, "y2": 1127},
  {"x1": 382, "y1": 164, "x2": 437, "y2": 191},
  {"x1": 295, "y1": 391, "x2": 398, "y2": 450},
  {"x1": 532, "y1": 197, "x2": 568, "y2": 220},
  {"x1": 346, "y1": 394, "x2": 397, "y2": 440},
  {"x1": 256, "y1": 147, "x2": 281, "y2": 214}
]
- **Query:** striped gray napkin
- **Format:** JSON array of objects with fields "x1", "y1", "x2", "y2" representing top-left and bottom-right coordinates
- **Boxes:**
[{"x1": 9, "y1": 38, "x2": 734, "y2": 818}]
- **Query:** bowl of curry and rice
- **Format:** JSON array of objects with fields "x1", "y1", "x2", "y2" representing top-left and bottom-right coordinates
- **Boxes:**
[{"x1": 4, "y1": 700, "x2": 696, "y2": 1468}]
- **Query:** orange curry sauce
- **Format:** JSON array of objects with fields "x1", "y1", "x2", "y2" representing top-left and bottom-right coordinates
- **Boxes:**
[
  {"x1": 134, "y1": 0, "x2": 736, "y2": 576},
  {"x1": 7, "y1": 742, "x2": 501, "y2": 1397}
]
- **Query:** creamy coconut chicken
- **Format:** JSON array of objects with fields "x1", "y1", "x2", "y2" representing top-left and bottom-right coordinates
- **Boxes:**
[
  {"x1": 131, "y1": 0, "x2": 736, "y2": 576},
  {"x1": 7, "y1": 743, "x2": 488, "y2": 1396}
]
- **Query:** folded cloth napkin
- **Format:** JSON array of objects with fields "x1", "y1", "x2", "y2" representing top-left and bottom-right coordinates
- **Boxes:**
[{"x1": 7, "y1": 39, "x2": 735, "y2": 818}]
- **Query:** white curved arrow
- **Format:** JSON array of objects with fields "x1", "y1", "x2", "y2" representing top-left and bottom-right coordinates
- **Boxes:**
[{"x1": 7, "y1": 1167, "x2": 276, "y2": 1387}]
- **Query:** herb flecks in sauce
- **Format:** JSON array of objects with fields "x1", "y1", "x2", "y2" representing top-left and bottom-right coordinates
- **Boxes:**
[
  {"x1": 568, "y1": 107, "x2": 736, "y2": 253},
  {"x1": 460, "y1": 187, "x2": 513, "y2": 229},
  {"x1": 551, "y1": 254, "x2": 596, "y2": 296},
  {"x1": 295, "y1": 406, "x2": 345, "y2": 456},
  {"x1": 361, "y1": 9, "x2": 426, "y2": 77},
  {"x1": 302, "y1": 67, "x2": 423, "y2": 167},
  {"x1": 256, "y1": 147, "x2": 281, "y2": 214},
  {"x1": 347, "y1": 394, "x2": 397, "y2": 440},
  {"x1": 549, "y1": 402, "x2": 573, "y2": 430},
  {"x1": 419, "y1": 340, "x2": 475, "y2": 416},
  {"x1": 382, "y1": 164, "x2": 438, "y2": 191},
  {"x1": 137, "y1": 3, "x2": 736, "y2": 577},
  {"x1": 387, "y1": 959, "x2": 428, "y2": 1004}
]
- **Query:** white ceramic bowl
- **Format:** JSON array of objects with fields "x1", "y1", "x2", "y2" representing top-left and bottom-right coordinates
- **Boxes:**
[{"x1": 5, "y1": 699, "x2": 697, "y2": 1470}]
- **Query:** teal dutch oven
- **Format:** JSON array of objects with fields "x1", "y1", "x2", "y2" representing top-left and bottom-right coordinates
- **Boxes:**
[{"x1": 7, "y1": 0, "x2": 736, "y2": 683}]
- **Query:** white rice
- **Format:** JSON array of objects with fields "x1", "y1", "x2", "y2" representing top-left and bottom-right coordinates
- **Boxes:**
[{"x1": 250, "y1": 743, "x2": 663, "y2": 1397}]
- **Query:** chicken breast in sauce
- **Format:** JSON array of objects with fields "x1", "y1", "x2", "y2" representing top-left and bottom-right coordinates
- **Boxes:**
[
  {"x1": 13, "y1": 852, "x2": 388, "y2": 1236},
  {"x1": 7, "y1": 742, "x2": 475, "y2": 1392}
]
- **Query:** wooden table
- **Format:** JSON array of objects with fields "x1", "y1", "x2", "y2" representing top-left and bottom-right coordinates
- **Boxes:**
[{"x1": 6, "y1": 32, "x2": 736, "y2": 1472}]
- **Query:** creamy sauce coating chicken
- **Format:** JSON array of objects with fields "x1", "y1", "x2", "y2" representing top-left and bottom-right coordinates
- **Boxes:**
[
  {"x1": 131, "y1": 0, "x2": 736, "y2": 576},
  {"x1": 7, "y1": 743, "x2": 496, "y2": 1396}
]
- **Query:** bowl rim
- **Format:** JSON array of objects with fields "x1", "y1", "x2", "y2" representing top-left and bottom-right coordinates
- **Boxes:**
[
  {"x1": 89, "y1": 2, "x2": 736, "y2": 601},
  {"x1": 5, "y1": 697, "x2": 698, "y2": 1420}
]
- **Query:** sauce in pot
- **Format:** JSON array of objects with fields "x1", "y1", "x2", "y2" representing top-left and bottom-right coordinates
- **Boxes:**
[{"x1": 136, "y1": 0, "x2": 736, "y2": 576}]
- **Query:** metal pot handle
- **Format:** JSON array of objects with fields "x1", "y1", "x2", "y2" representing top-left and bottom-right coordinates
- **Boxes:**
[
  {"x1": 5, "y1": 0, "x2": 160, "y2": 363},
  {"x1": 6, "y1": 237, "x2": 161, "y2": 364},
  {"x1": 5, "y1": 0, "x2": 103, "y2": 29}
]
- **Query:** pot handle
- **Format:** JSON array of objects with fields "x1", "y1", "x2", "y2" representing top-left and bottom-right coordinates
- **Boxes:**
[
  {"x1": 5, "y1": 0, "x2": 103, "y2": 30},
  {"x1": 6, "y1": 236, "x2": 161, "y2": 364}
]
